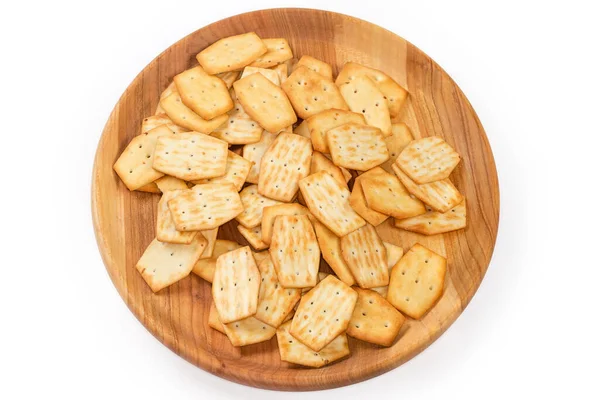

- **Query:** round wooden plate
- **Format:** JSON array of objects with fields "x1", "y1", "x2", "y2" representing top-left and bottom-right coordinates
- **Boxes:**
[{"x1": 92, "y1": 8, "x2": 499, "y2": 391}]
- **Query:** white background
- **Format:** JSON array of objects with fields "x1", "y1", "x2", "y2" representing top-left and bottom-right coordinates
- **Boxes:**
[{"x1": 1, "y1": 0, "x2": 598, "y2": 398}]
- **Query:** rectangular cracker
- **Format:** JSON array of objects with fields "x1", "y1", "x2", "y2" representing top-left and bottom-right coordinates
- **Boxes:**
[
  {"x1": 156, "y1": 190, "x2": 197, "y2": 244},
  {"x1": 235, "y1": 184, "x2": 283, "y2": 229},
  {"x1": 311, "y1": 151, "x2": 348, "y2": 187},
  {"x1": 136, "y1": 235, "x2": 207, "y2": 293},
  {"x1": 381, "y1": 122, "x2": 414, "y2": 173},
  {"x1": 347, "y1": 288, "x2": 405, "y2": 346},
  {"x1": 160, "y1": 92, "x2": 229, "y2": 134},
  {"x1": 299, "y1": 171, "x2": 366, "y2": 237},
  {"x1": 212, "y1": 246, "x2": 260, "y2": 323},
  {"x1": 361, "y1": 168, "x2": 427, "y2": 219},
  {"x1": 335, "y1": 62, "x2": 408, "y2": 117},
  {"x1": 270, "y1": 215, "x2": 320, "y2": 288},
  {"x1": 216, "y1": 71, "x2": 241, "y2": 89},
  {"x1": 237, "y1": 225, "x2": 269, "y2": 251},
  {"x1": 136, "y1": 182, "x2": 161, "y2": 193},
  {"x1": 155, "y1": 175, "x2": 188, "y2": 192},
  {"x1": 313, "y1": 221, "x2": 356, "y2": 286},
  {"x1": 192, "y1": 239, "x2": 241, "y2": 282},
  {"x1": 211, "y1": 89, "x2": 263, "y2": 145},
  {"x1": 295, "y1": 55, "x2": 333, "y2": 80},
  {"x1": 392, "y1": 164, "x2": 463, "y2": 212},
  {"x1": 395, "y1": 201, "x2": 466, "y2": 235},
  {"x1": 241, "y1": 66, "x2": 280, "y2": 85},
  {"x1": 192, "y1": 150, "x2": 251, "y2": 191},
  {"x1": 199, "y1": 228, "x2": 219, "y2": 259},
  {"x1": 249, "y1": 38, "x2": 293, "y2": 68},
  {"x1": 152, "y1": 133, "x2": 228, "y2": 181},
  {"x1": 340, "y1": 224, "x2": 389, "y2": 288},
  {"x1": 282, "y1": 66, "x2": 347, "y2": 119},
  {"x1": 223, "y1": 316, "x2": 277, "y2": 346},
  {"x1": 261, "y1": 203, "x2": 310, "y2": 245},
  {"x1": 277, "y1": 320, "x2": 350, "y2": 368},
  {"x1": 168, "y1": 183, "x2": 243, "y2": 231},
  {"x1": 196, "y1": 32, "x2": 267, "y2": 74},
  {"x1": 327, "y1": 123, "x2": 389, "y2": 171},
  {"x1": 349, "y1": 167, "x2": 389, "y2": 226},
  {"x1": 233, "y1": 73, "x2": 297, "y2": 133},
  {"x1": 174, "y1": 66, "x2": 234, "y2": 120},
  {"x1": 290, "y1": 275, "x2": 358, "y2": 351},
  {"x1": 255, "y1": 257, "x2": 302, "y2": 327},
  {"x1": 242, "y1": 131, "x2": 277, "y2": 184},
  {"x1": 271, "y1": 63, "x2": 288, "y2": 84},
  {"x1": 339, "y1": 75, "x2": 392, "y2": 136},
  {"x1": 257, "y1": 133, "x2": 312, "y2": 202},
  {"x1": 208, "y1": 301, "x2": 226, "y2": 334},
  {"x1": 293, "y1": 120, "x2": 311, "y2": 139},
  {"x1": 395, "y1": 136, "x2": 461, "y2": 184},
  {"x1": 387, "y1": 243, "x2": 447, "y2": 319},
  {"x1": 306, "y1": 108, "x2": 365, "y2": 153}
]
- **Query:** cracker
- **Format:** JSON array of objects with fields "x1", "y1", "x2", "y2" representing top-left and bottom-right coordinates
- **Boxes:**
[
  {"x1": 290, "y1": 275, "x2": 357, "y2": 351},
  {"x1": 387, "y1": 243, "x2": 447, "y2": 319},
  {"x1": 155, "y1": 175, "x2": 188, "y2": 192},
  {"x1": 340, "y1": 224, "x2": 389, "y2": 288},
  {"x1": 223, "y1": 316, "x2": 277, "y2": 346},
  {"x1": 395, "y1": 136, "x2": 461, "y2": 184},
  {"x1": 216, "y1": 71, "x2": 241, "y2": 89},
  {"x1": 191, "y1": 150, "x2": 251, "y2": 191},
  {"x1": 168, "y1": 183, "x2": 243, "y2": 231},
  {"x1": 237, "y1": 225, "x2": 269, "y2": 251},
  {"x1": 236, "y1": 184, "x2": 282, "y2": 229},
  {"x1": 299, "y1": 171, "x2": 365, "y2": 237},
  {"x1": 233, "y1": 73, "x2": 297, "y2": 133},
  {"x1": 312, "y1": 221, "x2": 356, "y2": 286},
  {"x1": 174, "y1": 66, "x2": 234, "y2": 120},
  {"x1": 295, "y1": 55, "x2": 333, "y2": 80},
  {"x1": 258, "y1": 133, "x2": 312, "y2": 202},
  {"x1": 141, "y1": 113, "x2": 185, "y2": 134},
  {"x1": 340, "y1": 166, "x2": 352, "y2": 182},
  {"x1": 270, "y1": 215, "x2": 320, "y2": 288},
  {"x1": 293, "y1": 120, "x2": 310, "y2": 139},
  {"x1": 255, "y1": 257, "x2": 302, "y2": 327},
  {"x1": 160, "y1": 92, "x2": 229, "y2": 134},
  {"x1": 277, "y1": 320, "x2": 350, "y2": 368},
  {"x1": 136, "y1": 182, "x2": 161, "y2": 194},
  {"x1": 282, "y1": 66, "x2": 348, "y2": 119},
  {"x1": 335, "y1": 62, "x2": 408, "y2": 117},
  {"x1": 249, "y1": 38, "x2": 293, "y2": 68},
  {"x1": 381, "y1": 122, "x2": 414, "y2": 173},
  {"x1": 327, "y1": 123, "x2": 389, "y2": 171},
  {"x1": 242, "y1": 130, "x2": 277, "y2": 184},
  {"x1": 152, "y1": 133, "x2": 228, "y2": 181},
  {"x1": 192, "y1": 240, "x2": 241, "y2": 282},
  {"x1": 155, "y1": 82, "x2": 178, "y2": 114},
  {"x1": 208, "y1": 301, "x2": 226, "y2": 334},
  {"x1": 395, "y1": 201, "x2": 467, "y2": 235},
  {"x1": 271, "y1": 63, "x2": 288, "y2": 84},
  {"x1": 240, "y1": 66, "x2": 281, "y2": 85},
  {"x1": 196, "y1": 32, "x2": 267, "y2": 74},
  {"x1": 156, "y1": 190, "x2": 197, "y2": 244},
  {"x1": 310, "y1": 151, "x2": 348, "y2": 187},
  {"x1": 349, "y1": 167, "x2": 389, "y2": 226},
  {"x1": 347, "y1": 288, "x2": 405, "y2": 346},
  {"x1": 361, "y1": 169, "x2": 427, "y2": 219},
  {"x1": 212, "y1": 246, "x2": 260, "y2": 323},
  {"x1": 306, "y1": 108, "x2": 365, "y2": 153},
  {"x1": 252, "y1": 250, "x2": 271, "y2": 265},
  {"x1": 199, "y1": 228, "x2": 219, "y2": 259},
  {"x1": 136, "y1": 235, "x2": 207, "y2": 293},
  {"x1": 339, "y1": 75, "x2": 392, "y2": 136},
  {"x1": 261, "y1": 203, "x2": 310, "y2": 245},
  {"x1": 384, "y1": 241, "x2": 404, "y2": 268},
  {"x1": 211, "y1": 89, "x2": 263, "y2": 145}
]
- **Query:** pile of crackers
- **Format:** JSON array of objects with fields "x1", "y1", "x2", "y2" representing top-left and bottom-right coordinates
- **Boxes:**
[{"x1": 113, "y1": 32, "x2": 466, "y2": 368}]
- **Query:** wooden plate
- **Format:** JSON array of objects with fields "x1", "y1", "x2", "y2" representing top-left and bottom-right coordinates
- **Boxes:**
[{"x1": 92, "y1": 8, "x2": 499, "y2": 391}]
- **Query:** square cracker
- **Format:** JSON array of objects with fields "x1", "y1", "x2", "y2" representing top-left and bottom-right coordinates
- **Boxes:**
[
  {"x1": 339, "y1": 75, "x2": 392, "y2": 136},
  {"x1": 212, "y1": 246, "x2": 260, "y2": 323},
  {"x1": 152, "y1": 133, "x2": 228, "y2": 181},
  {"x1": 295, "y1": 55, "x2": 333, "y2": 80},
  {"x1": 392, "y1": 164, "x2": 463, "y2": 212},
  {"x1": 282, "y1": 66, "x2": 348, "y2": 119},
  {"x1": 208, "y1": 301, "x2": 226, "y2": 334},
  {"x1": 335, "y1": 62, "x2": 408, "y2": 117},
  {"x1": 269, "y1": 215, "x2": 320, "y2": 288},
  {"x1": 290, "y1": 275, "x2": 358, "y2": 351},
  {"x1": 196, "y1": 32, "x2": 267, "y2": 74},
  {"x1": 387, "y1": 243, "x2": 447, "y2": 319},
  {"x1": 293, "y1": 120, "x2": 311, "y2": 139},
  {"x1": 310, "y1": 151, "x2": 348, "y2": 187},
  {"x1": 155, "y1": 175, "x2": 188, "y2": 192},
  {"x1": 313, "y1": 221, "x2": 356, "y2": 286},
  {"x1": 192, "y1": 150, "x2": 251, "y2": 191},
  {"x1": 237, "y1": 224, "x2": 269, "y2": 251},
  {"x1": 361, "y1": 168, "x2": 427, "y2": 219},
  {"x1": 223, "y1": 316, "x2": 277, "y2": 346},
  {"x1": 347, "y1": 288, "x2": 405, "y2": 346},
  {"x1": 233, "y1": 73, "x2": 297, "y2": 133},
  {"x1": 349, "y1": 167, "x2": 389, "y2": 226},
  {"x1": 277, "y1": 320, "x2": 350, "y2": 368},
  {"x1": 192, "y1": 240, "x2": 241, "y2": 283},
  {"x1": 327, "y1": 123, "x2": 389, "y2": 171},
  {"x1": 160, "y1": 92, "x2": 228, "y2": 134},
  {"x1": 395, "y1": 136, "x2": 461, "y2": 184},
  {"x1": 306, "y1": 108, "x2": 365, "y2": 153},
  {"x1": 258, "y1": 133, "x2": 312, "y2": 202},
  {"x1": 199, "y1": 228, "x2": 219, "y2": 259},
  {"x1": 381, "y1": 122, "x2": 414, "y2": 173},
  {"x1": 261, "y1": 203, "x2": 310, "y2": 245},
  {"x1": 174, "y1": 66, "x2": 234, "y2": 120},
  {"x1": 216, "y1": 71, "x2": 241, "y2": 89},
  {"x1": 395, "y1": 201, "x2": 467, "y2": 235},
  {"x1": 340, "y1": 224, "x2": 389, "y2": 288},
  {"x1": 249, "y1": 38, "x2": 293, "y2": 68},
  {"x1": 242, "y1": 130, "x2": 277, "y2": 184},
  {"x1": 299, "y1": 171, "x2": 366, "y2": 237},
  {"x1": 255, "y1": 257, "x2": 302, "y2": 327},
  {"x1": 156, "y1": 190, "x2": 197, "y2": 244},
  {"x1": 236, "y1": 184, "x2": 282, "y2": 229},
  {"x1": 168, "y1": 183, "x2": 243, "y2": 231},
  {"x1": 136, "y1": 235, "x2": 207, "y2": 293},
  {"x1": 240, "y1": 66, "x2": 281, "y2": 86}
]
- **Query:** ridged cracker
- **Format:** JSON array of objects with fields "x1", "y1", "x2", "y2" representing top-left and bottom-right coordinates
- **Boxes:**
[
  {"x1": 348, "y1": 167, "x2": 389, "y2": 226},
  {"x1": 249, "y1": 38, "x2": 293, "y2": 68},
  {"x1": 211, "y1": 89, "x2": 263, "y2": 145},
  {"x1": 306, "y1": 108, "x2": 365, "y2": 153},
  {"x1": 236, "y1": 184, "x2": 282, "y2": 229},
  {"x1": 340, "y1": 224, "x2": 389, "y2": 288},
  {"x1": 395, "y1": 136, "x2": 461, "y2": 184},
  {"x1": 159, "y1": 92, "x2": 228, "y2": 134},
  {"x1": 381, "y1": 122, "x2": 414, "y2": 173},
  {"x1": 156, "y1": 190, "x2": 197, "y2": 244},
  {"x1": 242, "y1": 130, "x2": 277, "y2": 184},
  {"x1": 192, "y1": 240, "x2": 241, "y2": 283},
  {"x1": 327, "y1": 123, "x2": 389, "y2": 171},
  {"x1": 312, "y1": 221, "x2": 356, "y2": 286},
  {"x1": 174, "y1": 66, "x2": 233, "y2": 120},
  {"x1": 395, "y1": 201, "x2": 467, "y2": 235},
  {"x1": 192, "y1": 150, "x2": 251, "y2": 191},
  {"x1": 237, "y1": 224, "x2": 269, "y2": 251},
  {"x1": 295, "y1": 55, "x2": 333, "y2": 80},
  {"x1": 261, "y1": 203, "x2": 310, "y2": 245},
  {"x1": 255, "y1": 257, "x2": 302, "y2": 327},
  {"x1": 339, "y1": 75, "x2": 392, "y2": 136},
  {"x1": 196, "y1": 32, "x2": 267, "y2": 74},
  {"x1": 310, "y1": 151, "x2": 348, "y2": 187}
]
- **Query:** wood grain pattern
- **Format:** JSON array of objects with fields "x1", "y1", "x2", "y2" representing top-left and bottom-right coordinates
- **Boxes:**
[{"x1": 91, "y1": 8, "x2": 499, "y2": 391}]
